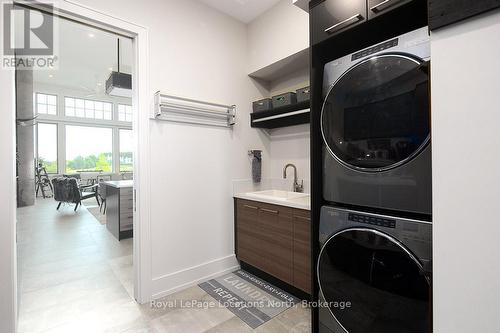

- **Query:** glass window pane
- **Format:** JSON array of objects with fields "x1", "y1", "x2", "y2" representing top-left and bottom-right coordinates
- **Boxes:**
[
  {"x1": 95, "y1": 101, "x2": 103, "y2": 110},
  {"x1": 66, "y1": 107, "x2": 75, "y2": 117},
  {"x1": 37, "y1": 93, "x2": 47, "y2": 104},
  {"x1": 37, "y1": 123, "x2": 58, "y2": 173},
  {"x1": 76, "y1": 108, "x2": 85, "y2": 117},
  {"x1": 65, "y1": 97, "x2": 74, "y2": 107},
  {"x1": 75, "y1": 99, "x2": 84, "y2": 108},
  {"x1": 47, "y1": 105, "x2": 57, "y2": 115},
  {"x1": 65, "y1": 125, "x2": 113, "y2": 173},
  {"x1": 47, "y1": 95, "x2": 57, "y2": 105},
  {"x1": 103, "y1": 110, "x2": 112, "y2": 120},
  {"x1": 103, "y1": 103, "x2": 112, "y2": 111},
  {"x1": 38, "y1": 104, "x2": 47, "y2": 114},
  {"x1": 85, "y1": 109, "x2": 94, "y2": 118},
  {"x1": 85, "y1": 100, "x2": 94, "y2": 110},
  {"x1": 95, "y1": 110, "x2": 103, "y2": 119},
  {"x1": 119, "y1": 129, "x2": 133, "y2": 172}
]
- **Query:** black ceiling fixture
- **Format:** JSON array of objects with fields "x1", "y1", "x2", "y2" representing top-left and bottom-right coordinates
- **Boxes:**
[{"x1": 106, "y1": 38, "x2": 132, "y2": 97}]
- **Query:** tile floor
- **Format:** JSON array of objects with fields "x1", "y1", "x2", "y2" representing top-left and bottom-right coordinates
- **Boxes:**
[{"x1": 17, "y1": 198, "x2": 311, "y2": 333}]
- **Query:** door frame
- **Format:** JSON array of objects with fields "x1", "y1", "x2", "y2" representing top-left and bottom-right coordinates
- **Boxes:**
[{"x1": 0, "y1": 1, "x2": 152, "y2": 330}]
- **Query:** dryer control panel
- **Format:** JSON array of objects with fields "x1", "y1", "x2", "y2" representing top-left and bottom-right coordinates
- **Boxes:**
[{"x1": 348, "y1": 212, "x2": 396, "y2": 228}]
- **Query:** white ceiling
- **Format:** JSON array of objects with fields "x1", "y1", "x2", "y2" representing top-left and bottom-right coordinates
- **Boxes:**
[
  {"x1": 198, "y1": 0, "x2": 281, "y2": 23},
  {"x1": 33, "y1": 15, "x2": 133, "y2": 95}
]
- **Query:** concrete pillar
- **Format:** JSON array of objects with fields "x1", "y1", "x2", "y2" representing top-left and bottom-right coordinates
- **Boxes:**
[{"x1": 16, "y1": 69, "x2": 35, "y2": 207}]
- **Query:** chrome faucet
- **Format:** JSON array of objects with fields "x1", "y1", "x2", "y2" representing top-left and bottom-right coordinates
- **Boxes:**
[{"x1": 283, "y1": 163, "x2": 304, "y2": 193}]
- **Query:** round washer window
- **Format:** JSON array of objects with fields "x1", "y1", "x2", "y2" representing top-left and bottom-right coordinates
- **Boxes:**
[
  {"x1": 321, "y1": 54, "x2": 430, "y2": 171},
  {"x1": 318, "y1": 228, "x2": 431, "y2": 333}
]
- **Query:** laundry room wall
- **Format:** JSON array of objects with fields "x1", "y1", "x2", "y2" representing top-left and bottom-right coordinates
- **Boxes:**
[
  {"x1": 71, "y1": 0, "x2": 271, "y2": 298},
  {"x1": 247, "y1": 0, "x2": 309, "y2": 73},
  {"x1": 431, "y1": 9, "x2": 500, "y2": 333}
]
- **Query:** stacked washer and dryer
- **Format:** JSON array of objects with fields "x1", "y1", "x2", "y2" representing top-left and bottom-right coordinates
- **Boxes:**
[{"x1": 318, "y1": 27, "x2": 432, "y2": 333}]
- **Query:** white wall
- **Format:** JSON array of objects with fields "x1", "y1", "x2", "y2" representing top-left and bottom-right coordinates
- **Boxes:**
[
  {"x1": 247, "y1": 0, "x2": 309, "y2": 73},
  {"x1": 70, "y1": 0, "x2": 271, "y2": 298},
  {"x1": 431, "y1": 10, "x2": 500, "y2": 333}
]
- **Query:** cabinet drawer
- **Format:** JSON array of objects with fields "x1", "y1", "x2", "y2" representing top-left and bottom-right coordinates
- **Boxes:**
[
  {"x1": 120, "y1": 215, "x2": 133, "y2": 231},
  {"x1": 311, "y1": 0, "x2": 367, "y2": 45},
  {"x1": 367, "y1": 0, "x2": 413, "y2": 19}
]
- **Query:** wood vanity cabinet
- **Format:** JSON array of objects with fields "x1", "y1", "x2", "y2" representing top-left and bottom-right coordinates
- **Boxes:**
[
  {"x1": 235, "y1": 198, "x2": 311, "y2": 294},
  {"x1": 292, "y1": 209, "x2": 312, "y2": 294}
]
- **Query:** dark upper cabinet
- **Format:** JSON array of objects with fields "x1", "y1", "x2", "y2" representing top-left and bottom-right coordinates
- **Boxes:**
[
  {"x1": 311, "y1": 0, "x2": 418, "y2": 45},
  {"x1": 311, "y1": 0, "x2": 367, "y2": 45},
  {"x1": 367, "y1": 0, "x2": 413, "y2": 19}
]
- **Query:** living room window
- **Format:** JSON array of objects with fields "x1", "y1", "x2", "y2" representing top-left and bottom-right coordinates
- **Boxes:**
[
  {"x1": 36, "y1": 93, "x2": 57, "y2": 115},
  {"x1": 65, "y1": 125, "x2": 113, "y2": 173},
  {"x1": 119, "y1": 129, "x2": 133, "y2": 172},
  {"x1": 118, "y1": 104, "x2": 132, "y2": 122},
  {"x1": 65, "y1": 97, "x2": 113, "y2": 120},
  {"x1": 36, "y1": 123, "x2": 58, "y2": 173}
]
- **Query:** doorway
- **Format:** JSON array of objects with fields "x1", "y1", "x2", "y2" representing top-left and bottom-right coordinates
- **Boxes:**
[{"x1": 1, "y1": 1, "x2": 151, "y2": 332}]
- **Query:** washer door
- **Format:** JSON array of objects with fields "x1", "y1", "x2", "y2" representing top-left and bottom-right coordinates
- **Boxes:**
[
  {"x1": 321, "y1": 54, "x2": 430, "y2": 172},
  {"x1": 318, "y1": 228, "x2": 431, "y2": 333}
]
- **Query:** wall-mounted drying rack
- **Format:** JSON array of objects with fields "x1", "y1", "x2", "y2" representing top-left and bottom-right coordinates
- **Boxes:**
[{"x1": 153, "y1": 91, "x2": 236, "y2": 128}]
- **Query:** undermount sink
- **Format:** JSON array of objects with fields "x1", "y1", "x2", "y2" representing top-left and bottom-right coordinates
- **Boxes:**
[{"x1": 245, "y1": 190, "x2": 309, "y2": 201}]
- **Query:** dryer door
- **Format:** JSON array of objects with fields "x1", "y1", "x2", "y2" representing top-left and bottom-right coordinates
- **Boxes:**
[
  {"x1": 321, "y1": 54, "x2": 430, "y2": 172},
  {"x1": 318, "y1": 228, "x2": 431, "y2": 333}
]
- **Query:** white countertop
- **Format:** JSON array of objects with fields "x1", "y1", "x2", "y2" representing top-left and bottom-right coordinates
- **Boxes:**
[
  {"x1": 102, "y1": 180, "x2": 133, "y2": 189},
  {"x1": 234, "y1": 192, "x2": 310, "y2": 211}
]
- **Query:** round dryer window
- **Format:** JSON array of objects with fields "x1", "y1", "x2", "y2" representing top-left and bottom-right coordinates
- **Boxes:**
[
  {"x1": 321, "y1": 54, "x2": 430, "y2": 171},
  {"x1": 318, "y1": 228, "x2": 431, "y2": 333}
]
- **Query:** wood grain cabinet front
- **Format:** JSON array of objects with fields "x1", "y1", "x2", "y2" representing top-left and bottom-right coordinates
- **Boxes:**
[
  {"x1": 235, "y1": 198, "x2": 311, "y2": 294},
  {"x1": 259, "y1": 203, "x2": 293, "y2": 285},
  {"x1": 236, "y1": 200, "x2": 262, "y2": 269}
]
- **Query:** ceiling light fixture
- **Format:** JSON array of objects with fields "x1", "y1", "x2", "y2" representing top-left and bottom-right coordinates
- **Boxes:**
[
  {"x1": 88, "y1": 33, "x2": 95, "y2": 38},
  {"x1": 48, "y1": 74, "x2": 53, "y2": 78},
  {"x1": 106, "y1": 38, "x2": 132, "y2": 98}
]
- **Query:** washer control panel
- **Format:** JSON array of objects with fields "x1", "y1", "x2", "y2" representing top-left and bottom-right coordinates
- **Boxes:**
[{"x1": 348, "y1": 212, "x2": 396, "y2": 228}]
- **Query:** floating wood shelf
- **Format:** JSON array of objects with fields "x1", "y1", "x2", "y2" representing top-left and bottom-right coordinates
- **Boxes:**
[{"x1": 250, "y1": 100, "x2": 310, "y2": 129}]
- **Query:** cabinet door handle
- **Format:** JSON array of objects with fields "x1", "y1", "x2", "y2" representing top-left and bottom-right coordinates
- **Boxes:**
[
  {"x1": 324, "y1": 14, "x2": 363, "y2": 34},
  {"x1": 243, "y1": 204, "x2": 258, "y2": 210},
  {"x1": 370, "y1": 0, "x2": 402, "y2": 13},
  {"x1": 295, "y1": 216, "x2": 310, "y2": 222},
  {"x1": 260, "y1": 208, "x2": 279, "y2": 214}
]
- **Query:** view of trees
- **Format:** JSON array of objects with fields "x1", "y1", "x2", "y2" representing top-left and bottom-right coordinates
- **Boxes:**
[
  {"x1": 38, "y1": 152, "x2": 133, "y2": 174},
  {"x1": 66, "y1": 153, "x2": 112, "y2": 173},
  {"x1": 120, "y1": 152, "x2": 133, "y2": 172},
  {"x1": 38, "y1": 157, "x2": 57, "y2": 174}
]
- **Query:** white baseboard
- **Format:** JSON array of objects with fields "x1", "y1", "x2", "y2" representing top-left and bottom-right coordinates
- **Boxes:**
[{"x1": 151, "y1": 254, "x2": 239, "y2": 300}]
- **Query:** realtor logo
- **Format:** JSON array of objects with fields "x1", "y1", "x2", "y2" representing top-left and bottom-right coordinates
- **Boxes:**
[
  {"x1": 2, "y1": 1, "x2": 58, "y2": 69},
  {"x1": 3, "y1": 2, "x2": 53, "y2": 55}
]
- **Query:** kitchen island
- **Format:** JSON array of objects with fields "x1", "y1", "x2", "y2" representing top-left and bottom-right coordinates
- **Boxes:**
[{"x1": 103, "y1": 180, "x2": 133, "y2": 240}]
